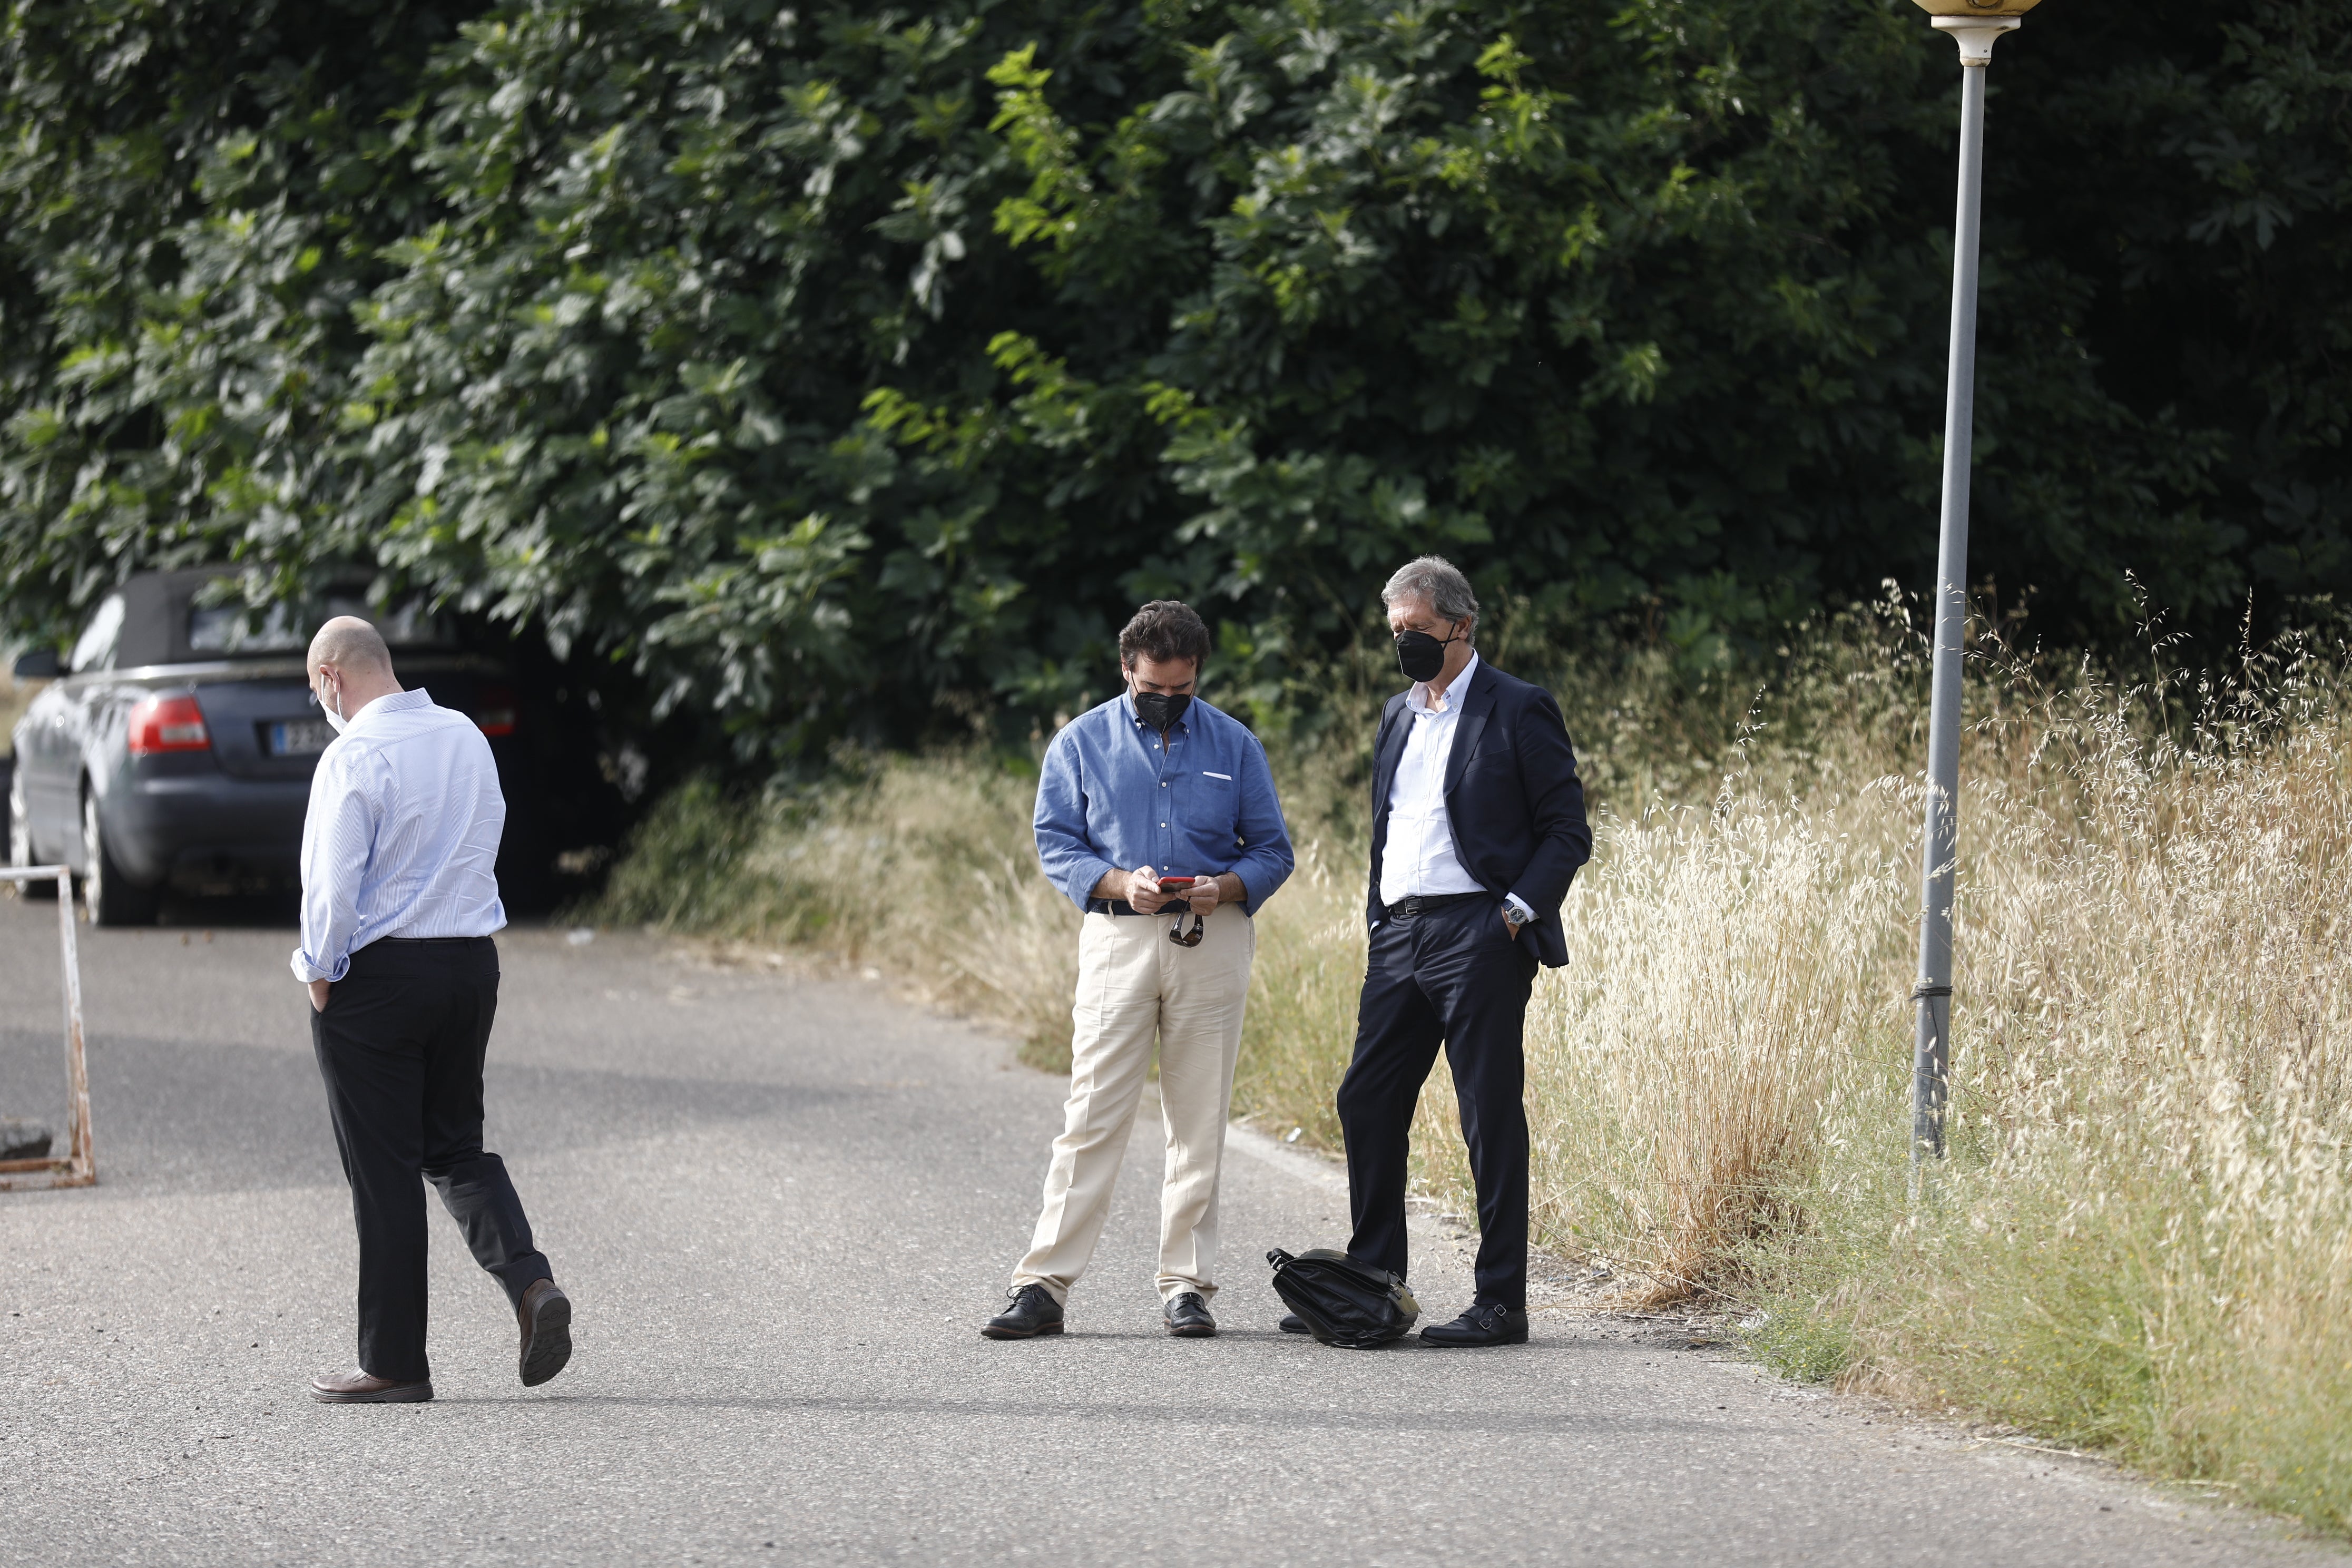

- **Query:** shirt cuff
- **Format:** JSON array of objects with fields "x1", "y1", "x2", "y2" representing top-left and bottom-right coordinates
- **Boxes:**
[
  {"x1": 1228, "y1": 856, "x2": 1288, "y2": 916},
  {"x1": 290, "y1": 949, "x2": 348, "y2": 985},
  {"x1": 1503, "y1": 892, "x2": 1536, "y2": 926},
  {"x1": 1057, "y1": 857, "x2": 1120, "y2": 912}
]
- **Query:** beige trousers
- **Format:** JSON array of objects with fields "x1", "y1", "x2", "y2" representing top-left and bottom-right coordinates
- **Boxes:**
[{"x1": 1013, "y1": 902, "x2": 1256, "y2": 1305}]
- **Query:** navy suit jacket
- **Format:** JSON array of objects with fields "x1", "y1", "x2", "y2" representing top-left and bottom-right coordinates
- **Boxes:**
[{"x1": 1365, "y1": 659, "x2": 1593, "y2": 969}]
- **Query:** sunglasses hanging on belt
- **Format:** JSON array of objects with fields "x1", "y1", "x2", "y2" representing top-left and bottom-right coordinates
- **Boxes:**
[{"x1": 1168, "y1": 912, "x2": 1206, "y2": 948}]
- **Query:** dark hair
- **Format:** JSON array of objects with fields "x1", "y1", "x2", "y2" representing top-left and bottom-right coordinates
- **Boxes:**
[{"x1": 1118, "y1": 600, "x2": 1211, "y2": 671}]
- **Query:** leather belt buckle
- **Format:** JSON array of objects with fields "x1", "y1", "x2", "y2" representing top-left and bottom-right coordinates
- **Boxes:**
[{"x1": 1389, "y1": 892, "x2": 1478, "y2": 921}]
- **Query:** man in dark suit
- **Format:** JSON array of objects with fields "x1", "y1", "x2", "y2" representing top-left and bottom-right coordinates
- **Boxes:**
[{"x1": 1318, "y1": 555, "x2": 1591, "y2": 1346}]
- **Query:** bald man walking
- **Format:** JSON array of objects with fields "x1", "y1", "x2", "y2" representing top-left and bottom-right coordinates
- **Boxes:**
[{"x1": 295, "y1": 616, "x2": 571, "y2": 1404}]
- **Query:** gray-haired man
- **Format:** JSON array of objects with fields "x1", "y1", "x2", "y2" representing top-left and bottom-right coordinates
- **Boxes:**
[{"x1": 1317, "y1": 556, "x2": 1591, "y2": 1346}]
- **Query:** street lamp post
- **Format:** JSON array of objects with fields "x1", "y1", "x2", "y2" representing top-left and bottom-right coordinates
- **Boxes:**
[{"x1": 1909, "y1": 0, "x2": 2041, "y2": 1163}]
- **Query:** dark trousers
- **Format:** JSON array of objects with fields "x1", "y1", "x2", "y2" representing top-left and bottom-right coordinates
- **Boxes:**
[
  {"x1": 1337, "y1": 896, "x2": 1537, "y2": 1310},
  {"x1": 309, "y1": 936, "x2": 550, "y2": 1383}
]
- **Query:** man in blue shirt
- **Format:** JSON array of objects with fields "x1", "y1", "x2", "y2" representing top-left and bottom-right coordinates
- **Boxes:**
[{"x1": 983, "y1": 601, "x2": 1295, "y2": 1340}]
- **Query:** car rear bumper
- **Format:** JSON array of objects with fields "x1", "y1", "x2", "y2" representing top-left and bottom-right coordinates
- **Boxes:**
[{"x1": 104, "y1": 772, "x2": 309, "y2": 888}]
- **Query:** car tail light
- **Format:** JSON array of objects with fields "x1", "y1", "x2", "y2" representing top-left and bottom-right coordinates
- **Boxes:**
[
  {"x1": 127, "y1": 693, "x2": 211, "y2": 754},
  {"x1": 474, "y1": 683, "x2": 517, "y2": 738}
]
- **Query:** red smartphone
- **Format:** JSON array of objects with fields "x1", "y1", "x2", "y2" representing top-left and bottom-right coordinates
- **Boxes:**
[{"x1": 1157, "y1": 877, "x2": 1198, "y2": 901}]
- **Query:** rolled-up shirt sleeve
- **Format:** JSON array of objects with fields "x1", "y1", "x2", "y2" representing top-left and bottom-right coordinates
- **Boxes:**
[
  {"x1": 290, "y1": 748, "x2": 379, "y2": 984},
  {"x1": 1034, "y1": 730, "x2": 1119, "y2": 913},
  {"x1": 1227, "y1": 737, "x2": 1295, "y2": 917}
]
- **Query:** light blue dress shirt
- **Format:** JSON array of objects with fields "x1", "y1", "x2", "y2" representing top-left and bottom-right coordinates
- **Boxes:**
[
  {"x1": 1034, "y1": 692, "x2": 1295, "y2": 917},
  {"x1": 290, "y1": 688, "x2": 508, "y2": 984}
]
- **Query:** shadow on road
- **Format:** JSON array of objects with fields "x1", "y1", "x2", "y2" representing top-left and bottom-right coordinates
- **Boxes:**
[
  {"x1": 0, "y1": 1027, "x2": 866, "y2": 1198},
  {"x1": 440, "y1": 1384, "x2": 1697, "y2": 1439}
]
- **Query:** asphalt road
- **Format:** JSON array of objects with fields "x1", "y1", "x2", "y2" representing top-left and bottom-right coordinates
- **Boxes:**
[{"x1": 0, "y1": 895, "x2": 2338, "y2": 1567}]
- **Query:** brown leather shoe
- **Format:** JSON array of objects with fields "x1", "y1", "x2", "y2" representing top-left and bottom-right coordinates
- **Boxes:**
[
  {"x1": 517, "y1": 1278, "x2": 573, "y2": 1387},
  {"x1": 310, "y1": 1368, "x2": 433, "y2": 1404}
]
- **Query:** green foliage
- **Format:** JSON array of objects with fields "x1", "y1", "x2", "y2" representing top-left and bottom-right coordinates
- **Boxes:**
[
  {"x1": 0, "y1": 0, "x2": 478, "y2": 635},
  {"x1": 3, "y1": 0, "x2": 2348, "y2": 756}
]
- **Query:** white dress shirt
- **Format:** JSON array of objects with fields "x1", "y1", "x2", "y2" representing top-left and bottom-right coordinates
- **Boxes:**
[
  {"x1": 1378, "y1": 652, "x2": 1535, "y2": 924},
  {"x1": 290, "y1": 688, "x2": 507, "y2": 984},
  {"x1": 1380, "y1": 652, "x2": 1489, "y2": 906}
]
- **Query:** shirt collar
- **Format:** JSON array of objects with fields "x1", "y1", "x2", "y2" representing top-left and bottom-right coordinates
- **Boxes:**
[
  {"x1": 1407, "y1": 650, "x2": 1479, "y2": 717},
  {"x1": 349, "y1": 687, "x2": 430, "y2": 729}
]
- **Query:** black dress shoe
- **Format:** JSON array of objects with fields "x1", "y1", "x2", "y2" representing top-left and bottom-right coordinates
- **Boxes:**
[
  {"x1": 1163, "y1": 1292, "x2": 1216, "y2": 1337},
  {"x1": 517, "y1": 1278, "x2": 573, "y2": 1387},
  {"x1": 1419, "y1": 1301, "x2": 1530, "y2": 1346},
  {"x1": 1278, "y1": 1313, "x2": 1310, "y2": 1335},
  {"x1": 982, "y1": 1283, "x2": 1065, "y2": 1339}
]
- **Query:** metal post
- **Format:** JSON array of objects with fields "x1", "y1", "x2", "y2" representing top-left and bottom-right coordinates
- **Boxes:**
[
  {"x1": 0, "y1": 864, "x2": 96, "y2": 1189},
  {"x1": 1913, "y1": 13, "x2": 2019, "y2": 1163},
  {"x1": 55, "y1": 866, "x2": 93, "y2": 1179}
]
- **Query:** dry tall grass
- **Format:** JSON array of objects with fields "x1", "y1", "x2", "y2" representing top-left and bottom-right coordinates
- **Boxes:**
[
  {"x1": 595, "y1": 625, "x2": 2352, "y2": 1535},
  {"x1": 597, "y1": 762, "x2": 1083, "y2": 1055},
  {"x1": 1807, "y1": 660, "x2": 2352, "y2": 1531}
]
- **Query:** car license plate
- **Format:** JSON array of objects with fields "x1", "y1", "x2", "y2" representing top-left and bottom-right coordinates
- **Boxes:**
[{"x1": 264, "y1": 719, "x2": 336, "y2": 757}]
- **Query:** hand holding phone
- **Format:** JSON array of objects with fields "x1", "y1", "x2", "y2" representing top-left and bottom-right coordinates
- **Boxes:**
[
  {"x1": 1161, "y1": 875, "x2": 1220, "y2": 915},
  {"x1": 1120, "y1": 866, "x2": 1173, "y2": 912}
]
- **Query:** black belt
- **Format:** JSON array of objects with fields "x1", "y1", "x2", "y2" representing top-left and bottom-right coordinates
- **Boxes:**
[
  {"x1": 1384, "y1": 892, "x2": 1485, "y2": 920},
  {"x1": 1087, "y1": 899, "x2": 1190, "y2": 917},
  {"x1": 377, "y1": 935, "x2": 495, "y2": 946}
]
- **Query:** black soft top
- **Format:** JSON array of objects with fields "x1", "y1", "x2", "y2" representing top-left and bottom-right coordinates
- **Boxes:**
[
  {"x1": 115, "y1": 569, "x2": 221, "y2": 668},
  {"x1": 113, "y1": 568, "x2": 454, "y2": 667}
]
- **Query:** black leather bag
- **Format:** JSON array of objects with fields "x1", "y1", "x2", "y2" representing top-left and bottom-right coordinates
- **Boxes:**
[{"x1": 1267, "y1": 1247, "x2": 1419, "y2": 1348}]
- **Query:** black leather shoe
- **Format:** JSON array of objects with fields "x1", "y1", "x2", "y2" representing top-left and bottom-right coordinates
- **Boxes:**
[
  {"x1": 1163, "y1": 1292, "x2": 1216, "y2": 1338},
  {"x1": 517, "y1": 1278, "x2": 573, "y2": 1388},
  {"x1": 982, "y1": 1283, "x2": 1065, "y2": 1339},
  {"x1": 1279, "y1": 1313, "x2": 1310, "y2": 1335},
  {"x1": 1419, "y1": 1301, "x2": 1530, "y2": 1346}
]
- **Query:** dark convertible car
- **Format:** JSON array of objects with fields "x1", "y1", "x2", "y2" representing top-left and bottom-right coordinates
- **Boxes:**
[{"x1": 7, "y1": 569, "x2": 527, "y2": 925}]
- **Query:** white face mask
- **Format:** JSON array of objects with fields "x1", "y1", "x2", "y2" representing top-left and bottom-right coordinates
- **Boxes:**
[{"x1": 318, "y1": 674, "x2": 350, "y2": 735}]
